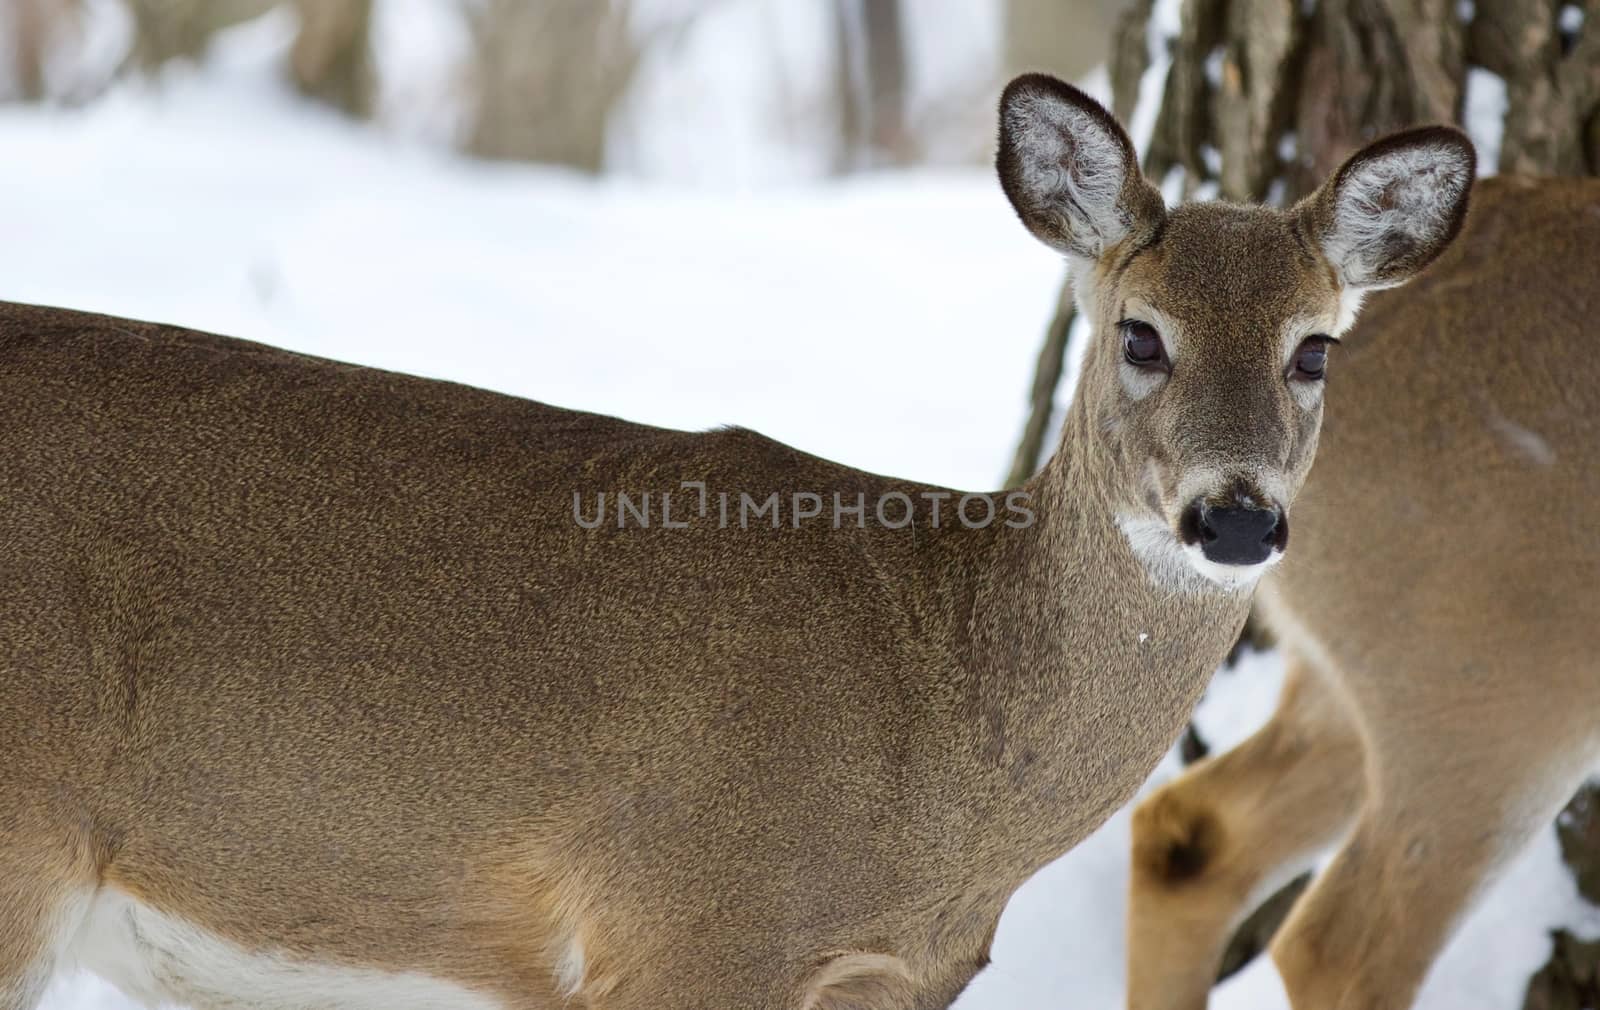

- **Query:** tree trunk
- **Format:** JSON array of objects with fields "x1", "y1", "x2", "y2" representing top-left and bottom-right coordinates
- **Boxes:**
[
  {"x1": 1006, "y1": 0, "x2": 1600, "y2": 994},
  {"x1": 1003, "y1": 0, "x2": 1124, "y2": 84},
  {"x1": 5, "y1": 0, "x2": 68, "y2": 101},
  {"x1": 1004, "y1": 280, "x2": 1076, "y2": 488},
  {"x1": 462, "y1": 0, "x2": 638, "y2": 172},
  {"x1": 832, "y1": 0, "x2": 911, "y2": 171},
  {"x1": 863, "y1": 0, "x2": 908, "y2": 160},
  {"x1": 121, "y1": 0, "x2": 274, "y2": 73},
  {"x1": 289, "y1": 0, "x2": 374, "y2": 119}
]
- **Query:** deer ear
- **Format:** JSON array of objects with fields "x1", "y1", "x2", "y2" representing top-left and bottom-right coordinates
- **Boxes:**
[
  {"x1": 1298, "y1": 126, "x2": 1475, "y2": 292},
  {"x1": 996, "y1": 74, "x2": 1165, "y2": 262}
]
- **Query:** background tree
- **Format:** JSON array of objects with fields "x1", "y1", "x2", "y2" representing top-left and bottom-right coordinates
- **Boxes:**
[
  {"x1": 288, "y1": 0, "x2": 374, "y2": 118},
  {"x1": 1002, "y1": 0, "x2": 1122, "y2": 87},
  {"x1": 4, "y1": 0, "x2": 77, "y2": 102},
  {"x1": 121, "y1": 0, "x2": 373, "y2": 117},
  {"x1": 832, "y1": 0, "x2": 911, "y2": 170},
  {"x1": 461, "y1": 0, "x2": 639, "y2": 172},
  {"x1": 1007, "y1": 1, "x2": 1600, "y2": 1001},
  {"x1": 121, "y1": 0, "x2": 272, "y2": 73}
]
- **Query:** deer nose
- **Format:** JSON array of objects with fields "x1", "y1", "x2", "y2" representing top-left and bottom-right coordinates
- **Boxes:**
[{"x1": 1181, "y1": 500, "x2": 1287, "y2": 566}]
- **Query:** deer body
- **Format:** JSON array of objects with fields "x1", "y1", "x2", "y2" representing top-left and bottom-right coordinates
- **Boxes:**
[
  {"x1": 0, "y1": 303, "x2": 1234, "y2": 1010},
  {"x1": 1127, "y1": 176, "x2": 1600, "y2": 1010},
  {"x1": 0, "y1": 78, "x2": 1476, "y2": 1010}
]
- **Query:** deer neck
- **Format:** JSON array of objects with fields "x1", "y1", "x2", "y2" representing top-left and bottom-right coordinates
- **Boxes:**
[{"x1": 949, "y1": 393, "x2": 1249, "y2": 843}]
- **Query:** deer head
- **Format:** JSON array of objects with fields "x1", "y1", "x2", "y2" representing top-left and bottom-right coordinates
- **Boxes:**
[{"x1": 997, "y1": 73, "x2": 1474, "y2": 590}]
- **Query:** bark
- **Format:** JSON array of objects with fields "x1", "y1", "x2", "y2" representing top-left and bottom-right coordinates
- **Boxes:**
[
  {"x1": 1215, "y1": 0, "x2": 1303, "y2": 200},
  {"x1": 1474, "y1": 0, "x2": 1600, "y2": 173},
  {"x1": 1110, "y1": 0, "x2": 1154, "y2": 123},
  {"x1": 1557, "y1": 784, "x2": 1600, "y2": 904},
  {"x1": 1004, "y1": 281, "x2": 1076, "y2": 488},
  {"x1": 1525, "y1": 930, "x2": 1600, "y2": 1010}
]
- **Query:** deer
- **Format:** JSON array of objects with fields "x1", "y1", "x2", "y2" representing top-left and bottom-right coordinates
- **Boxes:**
[
  {"x1": 1126, "y1": 173, "x2": 1600, "y2": 1010},
  {"x1": 0, "y1": 75, "x2": 1475, "y2": 1010}
]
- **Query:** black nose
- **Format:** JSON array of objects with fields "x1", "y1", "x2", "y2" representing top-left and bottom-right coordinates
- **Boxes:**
[{"x1": 1181, "y1": 500, "x2": 1287, "y2": 566}]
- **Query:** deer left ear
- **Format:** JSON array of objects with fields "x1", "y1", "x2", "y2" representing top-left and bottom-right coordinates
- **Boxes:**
[
  {"x1": 996, "y1": 73, "x2": 1166, "y2": 264},
  {"x1": 1297, "y1": 126, "x2": 1476, "y2": 292}
]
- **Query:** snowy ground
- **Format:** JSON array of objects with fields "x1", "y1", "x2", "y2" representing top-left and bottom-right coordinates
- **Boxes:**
[{"x1": 2, "y1": 17, "x2": 1593, "y2": 1010}]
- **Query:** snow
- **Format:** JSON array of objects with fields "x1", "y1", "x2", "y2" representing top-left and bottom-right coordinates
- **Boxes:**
[
  {"x1": 370, "y1": 0, "x2": 473, "y2": 148},
  {"x1": 1, "y1": 11, "x2": 1590, "y2": 1010},
  {"x1": 1464, "y1": 67, "x2": 1507, "y2": 176},
  {"x1": 614, "y1": 1, "x2": 841, "y2": 184}
]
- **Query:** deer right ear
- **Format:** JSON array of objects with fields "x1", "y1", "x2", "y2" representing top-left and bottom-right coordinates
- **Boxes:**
[
  {"x1": 1296, "y1": 126, "x2": 1475, "y2": 292},
  {"x1": 996, "y1": 74, "x2": 1166, "y2": 262}
]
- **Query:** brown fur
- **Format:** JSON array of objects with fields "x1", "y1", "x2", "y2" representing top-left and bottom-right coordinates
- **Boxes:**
[
  {"x1": 1127, "y1": 175, "x2": 1600, "y2": 1010},
  {"x1": 0, "y1": 80, "x2": 1471, "y2": 1010}
]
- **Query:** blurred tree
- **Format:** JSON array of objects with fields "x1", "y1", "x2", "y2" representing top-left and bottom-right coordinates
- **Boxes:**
[
  {"x1": 1005, "y1": 0, "x2": 1600, "y2": 999},
  {"x1": 1002, "y1": 0, "x2": 1125, "y2": 84},
  {"x1": 288, "y1": 0, "x2": 374, "y2": 118},
  {"x1": 461, "y1": 0, "x2": 639, "y2": 172},
  {"x1": 121, "y1": 0, "x2": 273, "y2": 72},
  {"x1": 832, "y1": 0, "x2": 911, "y2": 170},
  {"x1": 4, "y1": 0, "x2": 75, "y2": 101},
  {"x1": 1526, "y1": 931, "x2": 1600, "y2": 1010},
  {"x1": 120, "y1": 0, "x2": 372, "y2": 118}
]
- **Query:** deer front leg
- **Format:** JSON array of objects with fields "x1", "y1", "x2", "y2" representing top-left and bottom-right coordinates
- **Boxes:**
[
  {"x1": 0, "y1": 827, "x2": 97, "y2": 1010},
  {"x1": 0, "y1": 887, "x2": 57, "y2": 1010},
  {"x1": 1127, "y1": 658, "x2": 1364, "y2": 1010},
  {"x1": 1270, "y1": 688, "x2": 1596, "y2": 1010}
]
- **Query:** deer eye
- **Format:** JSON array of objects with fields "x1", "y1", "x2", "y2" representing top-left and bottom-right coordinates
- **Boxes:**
[
  {"x1": 1121, "y1": 320, "x2": 1168, "y2": 371},
  {"x1": 1290, "y1": 335, "x2": 1334, "y2": 381}
]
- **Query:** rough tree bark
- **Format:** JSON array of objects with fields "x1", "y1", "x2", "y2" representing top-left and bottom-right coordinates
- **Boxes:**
[
  {"x1": 1006, "y1": 0, "x2": 1600, "y2": 999},
  {"x1": 1004, "y1": 282, "x2": 1076, "y2": 488}
]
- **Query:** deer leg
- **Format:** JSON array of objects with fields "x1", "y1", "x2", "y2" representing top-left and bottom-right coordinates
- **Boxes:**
[
  {"x1": 0, "y1": 776, "x2": 104, "y2": 1010},
  {"x1": 0, "y1": 906, "x2": 52, "y2": 1010},
  {"x1": 1127, "y1": 657, "x2": 1364, "y2": 1010},
  {"x1": 0, "y1": 852, "x2": 94, "y2": 1010},
  {"x1": 1270, "y1": 682, "x2": 1596, "y2": 1010}
]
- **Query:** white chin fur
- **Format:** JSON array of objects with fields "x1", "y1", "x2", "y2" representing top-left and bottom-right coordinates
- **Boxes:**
[
  {"x1": 1180, "y1": 542, "x2": 1280, "y2": 589},
  {"x1": 1117, "y1": 512, "x2": 1279, "y2": 592}
]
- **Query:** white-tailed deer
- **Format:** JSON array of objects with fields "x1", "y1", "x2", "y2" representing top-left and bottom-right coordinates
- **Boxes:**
[
  {"x1": 0, "y1": 76, "x2": 1473, "y2": 1010},
  {"x1": 1127, "y1": 175, "x2": 1600, "y2": 1010}
]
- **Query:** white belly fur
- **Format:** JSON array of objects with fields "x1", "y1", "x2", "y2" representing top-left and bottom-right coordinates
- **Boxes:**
[{"x1": 60, "y1": 888, "x2": 503, "y2": 1010}]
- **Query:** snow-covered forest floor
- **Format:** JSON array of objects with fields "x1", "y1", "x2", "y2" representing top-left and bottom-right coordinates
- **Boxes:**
[{"x1": 2, "y1": 12, "x2": 1594, "y2": 1010}]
